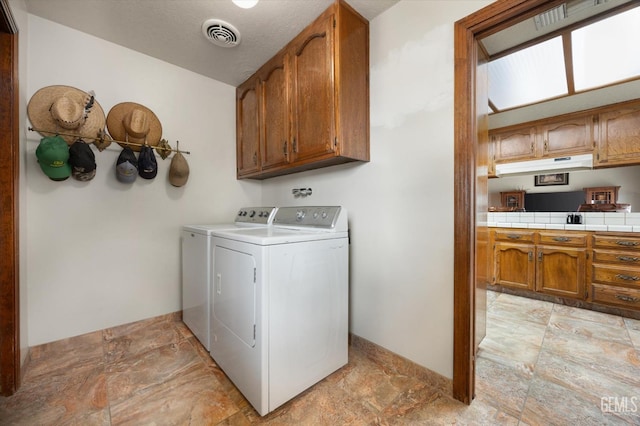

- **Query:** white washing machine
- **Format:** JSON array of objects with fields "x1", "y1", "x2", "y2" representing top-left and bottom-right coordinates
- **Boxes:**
[
  {"x1": 181, "y1": 207, "x2": 277, "y2": 351},
  {"x1": 210, "y1": 206, "x2": 349, "y2": 416}
]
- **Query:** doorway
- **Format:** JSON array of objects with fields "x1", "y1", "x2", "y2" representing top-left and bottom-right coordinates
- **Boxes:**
[{"x1": 453, "y1": 0, "x2": 559, "y2": 404}]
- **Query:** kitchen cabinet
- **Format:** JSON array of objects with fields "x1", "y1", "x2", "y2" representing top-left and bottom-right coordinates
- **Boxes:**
[
  {"x1": 592, "y1": 233, "x2": 640, "y2": 310},
  {"x1": 490, "y1": 99, "x2": 640, "y2": 172},
  {"x1": 491, "y1": 228, "x2": 640, "y2": 314},
  {"x1": 492, "y1": 126, "x2": 536, "y2": 163},
  {"x1": 491, "y1": 115, "x2": 594, "y2": 165},
  {"x1": 259, "y1": 52, "x2": 290, "y2": 172},
  {"x1": 236, "y1": 0, "x2": 369, "y2": 179},
  {"x1": 236, "y1": 76, "x2": 261, "y2": 177},
  {"x1": 538, "y1": 115, "x2": 595, "y2": 157},
  {"x1": 493, "y1": 229, "x2": 535, "y2": 290},
  {"x1": 491, "y1": 229, "x2": 588, "y2": 300},
  {"x1": 535, "y1": 231, "x2": 588, "y2": 299},
  {"x1": 594, "y1": 102, "x2": 640, "y2": 167}
]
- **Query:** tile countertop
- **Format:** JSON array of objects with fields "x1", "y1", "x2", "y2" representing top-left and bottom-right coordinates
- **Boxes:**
[{"x1": 486, "y1": 212, "x2": 640, "y2": 233}]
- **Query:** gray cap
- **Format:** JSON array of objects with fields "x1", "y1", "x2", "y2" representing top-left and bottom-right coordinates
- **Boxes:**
[{"x1": 116, "y1": 147, "x2": 138, "y2": 183}]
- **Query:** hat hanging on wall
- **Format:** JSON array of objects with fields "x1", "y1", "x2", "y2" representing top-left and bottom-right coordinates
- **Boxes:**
[
  {"x1": 68, "y1": 139, "x2": 97, "y2": 181},
  {"x1": 27, "y1": 85, "x2": 106, "y2": 145},
  {"x1": 138, "y1": 145, "x2": 158, "y2": 179},
  {"x1": 35, "y1": 135, "x2": 72, "y2": 181},
  {"x1": 106, "y1": 102, "x2": 162, "y2": 152},
  {"x1": 115, "y1": 147, "x2": 138, "y2": 184},
  {"x1": 169, "y1": 150, "x2": 190, "y2": 187}
]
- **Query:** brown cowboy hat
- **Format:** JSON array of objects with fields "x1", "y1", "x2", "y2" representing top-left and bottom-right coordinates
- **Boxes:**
[
  {"x1": 27, "y1": 85, "x2": 106, "y2": 145},
  {"x1": 106, "y1": 102, "x2": 162, "y2": 152}
]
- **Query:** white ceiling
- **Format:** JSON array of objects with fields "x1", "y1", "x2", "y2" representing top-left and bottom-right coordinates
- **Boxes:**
[{"x1": 23, "y1": 0, "x2": 400, "y2": 87}]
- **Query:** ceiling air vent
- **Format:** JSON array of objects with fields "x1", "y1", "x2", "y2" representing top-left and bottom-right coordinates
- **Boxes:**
[
  {"x1": 202, "y1": 19, "x2": 241, "y2": 48},
  {"x1": 534, "y1": 3, "x2": 568, "y2": 30}
]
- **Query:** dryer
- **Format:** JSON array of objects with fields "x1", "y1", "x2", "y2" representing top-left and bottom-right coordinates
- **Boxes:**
[
  {"x1": 210, "y1": 206, "x2": 349, "y2": 415},
  {"x1": 181, "y1": 207, "x2": 276, "y2": 351}
]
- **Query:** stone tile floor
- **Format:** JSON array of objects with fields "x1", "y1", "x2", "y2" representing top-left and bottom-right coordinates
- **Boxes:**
[{"x1": 2, "y1": 291, "x2": 640, "y2": 425}]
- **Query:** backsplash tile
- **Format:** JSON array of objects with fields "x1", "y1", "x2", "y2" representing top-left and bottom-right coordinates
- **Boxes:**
[{"x1": 488, "y1": 211, "x2": 639, "y2": 232}]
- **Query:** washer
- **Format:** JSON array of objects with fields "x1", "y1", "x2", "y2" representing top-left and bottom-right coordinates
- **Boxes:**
[
  {"x1": 181, "y1": 207, "x2": 277, "y2": 351},
  {"x1": 210, "y1": 206, "x2": 349, "y2": 415}
]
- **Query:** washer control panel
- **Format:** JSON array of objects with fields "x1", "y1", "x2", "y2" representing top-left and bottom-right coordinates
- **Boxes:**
[
  {"x1": 273, "y1": 206, "x2": 341, "y2": 228},
  {"x1": 235, "y1": 207, "x2": 277, "y2": 224}
]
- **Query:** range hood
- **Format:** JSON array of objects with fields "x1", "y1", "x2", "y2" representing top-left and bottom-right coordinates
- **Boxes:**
[{"x1": 495, "y1": 153, "x2": 593, "y2": 176}]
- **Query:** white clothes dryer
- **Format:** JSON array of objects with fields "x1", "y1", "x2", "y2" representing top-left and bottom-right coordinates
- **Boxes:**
[
  {"x1": 210, "y1": 206, "x2": 349, "y2": 415},
  {"x1": 181, "y1": 207, "x2": 277, "y2": 351}
]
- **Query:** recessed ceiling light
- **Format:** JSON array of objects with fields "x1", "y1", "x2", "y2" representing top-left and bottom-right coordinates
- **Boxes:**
[{"x1": 232, "y1": 0, "x2": 259, "y2": 9}]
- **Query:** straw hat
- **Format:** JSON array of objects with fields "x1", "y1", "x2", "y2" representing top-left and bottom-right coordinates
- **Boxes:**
[
  {"x1": 106, "y1": 102, "x2": 162, "y2": 152},
  {"x1": 27, "y1": 85, "x2": 106, "y2": 145}
]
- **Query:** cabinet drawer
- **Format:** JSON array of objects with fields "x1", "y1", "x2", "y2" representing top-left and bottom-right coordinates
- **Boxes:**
[
  {"x1": 593, "y1": 249, "x2": 640, "y2": 266},
  {"x1": 592, "y1": 283, "x2": 640, "y2": 309},
  {"x1": 592, "y1": 264, "x2": 640, "y2": 287},
  {"x1": 593, "y1": 234, "x2": 640, "y2": 251},
  {"x1": 538, "y1": 232, "x2": 588, "y2": 247},
  {"x1": 493, "y1": 229, "x2": 535, "y2": 243}
]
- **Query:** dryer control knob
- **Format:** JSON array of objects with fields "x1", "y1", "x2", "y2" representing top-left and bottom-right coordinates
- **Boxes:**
[
  {"x1": 296, "y1": 210, "x2": 306, "y2": 221},
  {"x1": 249, "y1": 210, "x2": 256, "y2": 217}
]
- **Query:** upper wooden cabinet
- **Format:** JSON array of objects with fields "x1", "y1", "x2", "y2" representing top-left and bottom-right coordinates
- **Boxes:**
[
  {"x1": 491, "y1": 115, "x2": 595, "y2": 164},
  {"x1": 236, "y1": 76, "x2": 261, "y2": 177},
  {"x1": 259, "y1": 52, "x2": 290, "y2": 172},
  {"x1": 236, "y1": 0, "x2": 369, "y2": 179},
  {"x1": 492, "y1": 126, "x2": 536, "y2": 163},
  {"x1": 539, "y1": 115, "x2": 595, "y2": 157},
  {"x1": 595, "y1": 102, "x2": 640, "y2": 167},
  {"x1": 490, "y1": 99, "x2": 640, "y2": 172}
]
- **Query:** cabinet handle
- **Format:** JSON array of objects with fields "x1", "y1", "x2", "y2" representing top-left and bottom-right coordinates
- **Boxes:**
[
  {"x1": 615, "y1": 294, "x2": 640, "y2": 303},
  {"x1": 528, "y1": 251, "x2": 533, "y2": 261},
  {"x1": 544, "y1": 140, "x2": 548, "y2": 151},
  {"x1": 292, "y1": 137, "x2": 298, "y2": 153},
  {"x1": 616, "y1": 241, "x2": 639, "y2": 247},
  {"x1": 616, "y1": 274, "x2": 640, "y2": 281},
  {"x1": 617, "y1": 255, "x2": 640, "y2": 263},
  {"x1": 530, "y1": 142, "x2": 534, "y2": 153},
  {"x1": 538, "y1": 251, "x2": 542, "y2": 261},
  {"x1": 283, "y1": 140, "x2": 288, "y2": 157},
  {"x1": 506, "y1": 234, "x2": 521, "y2": 240},
  {"x1": 553, "y1": 237, "x2": 570, "y2": 242},
  {"x1": 253, "y1": 152, "x2": 258, "y2": 165}
]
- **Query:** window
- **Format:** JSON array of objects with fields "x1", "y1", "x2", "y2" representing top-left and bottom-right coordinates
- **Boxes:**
[{"x1": 487, "y1": 4, "x2": 640, "y2": 112}]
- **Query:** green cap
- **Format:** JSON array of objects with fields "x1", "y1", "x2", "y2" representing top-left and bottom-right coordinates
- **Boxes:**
[{"x1": 35, "y1": 135, "x2": 71, "y2": 181}]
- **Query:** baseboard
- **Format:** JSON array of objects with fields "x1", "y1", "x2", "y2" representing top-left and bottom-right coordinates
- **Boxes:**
[{"x1": 349, "y1": 334, "x2": 452, "y2": 395}]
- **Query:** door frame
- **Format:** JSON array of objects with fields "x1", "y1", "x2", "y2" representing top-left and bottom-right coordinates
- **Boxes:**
[
  {"x1": 453, "y1": 0, "x2": 559, "y2": 403},
  {"x1": 0, "y1": 0, "x2": 20, "y2": 397}
]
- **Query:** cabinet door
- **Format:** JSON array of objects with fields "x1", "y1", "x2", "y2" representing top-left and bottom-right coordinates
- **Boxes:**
[
  {"x1": 595, "y1": 104, "x2": 640, "y2": 167},
  {"x1": 535, "y1": 246, "x2": 586, "y2": 299},
  {"x1": 492, "y1": 127, "x2": 536, "y2": 162},
  {"x1": 540, "y1": 115, "x2": 594, "y2": 157},
  {"x1": 236, "y1": 77, "x2": 261, "y2": 177},
  {"x1": 494, "y1": 242, "x2": 535, "y2": 290},
  {"x1": 260, "y1": 53, "x2": 290, "y2": 171},
  {"x1": 290, "y1": 14, "x2": 336, "y2": 163}
]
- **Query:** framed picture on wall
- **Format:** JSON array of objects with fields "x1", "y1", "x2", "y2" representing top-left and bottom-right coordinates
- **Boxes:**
[{"x1": 534, "y1": 172, "x2": 569, "y2": 186}]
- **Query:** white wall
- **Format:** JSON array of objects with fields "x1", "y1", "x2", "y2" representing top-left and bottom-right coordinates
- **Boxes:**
[
  {"x1": 261, "y1": 0, "x2": 491, "y2": 379},
  {"x1": 24, "y1": 16, "x2": 261, "y2": 346}
]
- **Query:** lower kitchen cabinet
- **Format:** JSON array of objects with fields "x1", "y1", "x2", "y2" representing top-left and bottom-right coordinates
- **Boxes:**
[
  {"x1": 591, "y1": 233, "x2": 640, "y2": 310},
  {"x1": 535, "y1": 245, "x2": 587, "y2": 299},
  {"x1": 493, "y1": 229, "x2": 535, "y2": 290},
  {"x1": 490, "y1": 228, "x2": 640, "y2": 315},
  {"x1": 491, "y1": 229, "x2": 588, "y2": 301}
]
